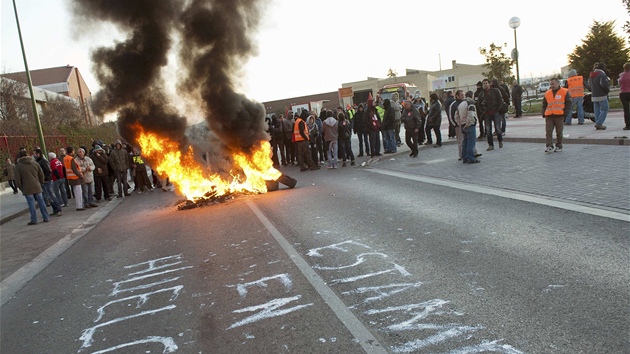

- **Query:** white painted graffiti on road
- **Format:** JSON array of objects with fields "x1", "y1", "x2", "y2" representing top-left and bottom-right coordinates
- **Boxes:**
[
  {"x1": 306, "y1": 241, "x2": 523, "y2": 353},
  {"x1": 226, "y1": 273, "x2": 313, "y2": 330},
  {"x1": 78, "y1": 254, "x2": 192, "y2": 353}
]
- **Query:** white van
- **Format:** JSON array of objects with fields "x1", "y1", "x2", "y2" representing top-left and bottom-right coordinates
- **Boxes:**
[{"x1": 538, "y1": 81, "x2": 550, "y2": 93}]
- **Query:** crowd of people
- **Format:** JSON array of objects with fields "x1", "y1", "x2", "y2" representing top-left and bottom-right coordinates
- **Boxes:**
[
  {"x1": 265, "y1": 60, "x2": 627, "y2": 167},
  {"x1": 4, "y1": 140, "x2": 168, "y2": 225}
]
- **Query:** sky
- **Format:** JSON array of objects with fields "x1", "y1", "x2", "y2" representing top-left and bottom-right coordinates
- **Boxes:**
[{"x1": 1, "y1": 0, "x2": 628, "y2": 109}]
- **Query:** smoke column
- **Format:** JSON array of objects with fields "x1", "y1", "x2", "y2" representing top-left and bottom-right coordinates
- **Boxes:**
[{"x1": 71, "y1": 0, "x2": 269, "y2": 160}]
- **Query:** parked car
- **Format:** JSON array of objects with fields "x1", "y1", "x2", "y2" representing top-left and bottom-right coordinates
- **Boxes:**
[{"x1": 538, "y1": 81, "x2": 550, "y2": 93}]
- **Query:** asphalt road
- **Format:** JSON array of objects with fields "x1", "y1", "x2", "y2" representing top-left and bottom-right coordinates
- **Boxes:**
[{"x1": 1, "y1": 162, "x2": 628, "y2": 354}]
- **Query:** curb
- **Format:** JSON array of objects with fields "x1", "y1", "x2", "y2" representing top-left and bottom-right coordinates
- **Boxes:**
[{"x1": 0, "y1": 208, "x2": 29, "y2": 226}]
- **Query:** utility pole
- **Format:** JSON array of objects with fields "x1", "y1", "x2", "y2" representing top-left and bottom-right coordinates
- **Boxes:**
[{"x1": 13, "y1": 0, "x2": 47, "y2": 157}]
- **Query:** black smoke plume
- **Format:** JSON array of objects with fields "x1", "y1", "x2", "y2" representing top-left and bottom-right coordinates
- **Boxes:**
[{"x1": 71, "y1": 0, "x2": 270, "y2": 163}]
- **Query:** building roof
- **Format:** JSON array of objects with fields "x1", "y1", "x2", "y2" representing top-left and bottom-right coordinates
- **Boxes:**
[{"x1": 2, "y1": 65, "x2": 74, "y2": 86}]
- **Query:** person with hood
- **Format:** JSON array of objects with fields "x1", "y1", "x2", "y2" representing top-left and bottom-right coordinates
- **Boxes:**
[
  {"x1": 586, "y1": 62, "x2": 610, "y2": 130},
  {"x1": 4, "y1": 158, "x2": 18, "y2": 194},
  {"x1": 91, "y1": 145, "x2": 111, "y2": 201},
  {"x1": 284, "y1": 112, "x2": 296, "y2": 165},
  {"x1": 381, "y1": 99, "x2": 397, "y2": 153},
  {"x1": 402, "y1": 100, "x2": 421, "y2": 157},
  {"x1": 364, "y1": 98, "x2": 382, "y2": 157},
  {"x1": 337, "y1": 112, "x2": 355, "y2": 166},
  {"x1": 425, "y1": 93, "x2": 443, "y2": 147},
  {"x1": 130, "y1": 146, "x2": 153, "y2": 193},
  {"x1": 109, "y1": 140, "x2": 131, "y2": 198},
  {"x1": 542, "y1": 78, "x2": 571, "y2": 152},
  {"x1": 49, "y1": 152, "x2": 68, "y2": 206},
  {"x1": 353, "y1": 103, "x2": 369, "y2": 157},
  {"x1": 75, "y1": 148, "x2": 97, "y2": 208},
  {"x1": 33, "y1": 148, "x2": 62, "y2": 216},
  {"x1": 322, "y1": 110, "x2": 339, "y2": 169},
  {"x1": 293, "y1": 110, "x2": 320, "y2": 171},
  {"x1": 15, "y1": 150, "x2": 49, "y2": 225}
]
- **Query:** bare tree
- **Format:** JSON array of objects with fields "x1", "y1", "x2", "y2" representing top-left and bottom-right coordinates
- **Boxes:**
[
  {"x1": 0, "y1": 77, "x2": 34, "y2": 134},
  {"x1": 41, "y1": 93, "x2": 83, "y2": 128}
]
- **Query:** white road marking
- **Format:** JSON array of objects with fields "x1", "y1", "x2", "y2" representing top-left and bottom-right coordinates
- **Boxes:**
[
  {"x1": 247, "y1": 201, "x2": 388, "y2": 354},
  {"x1": 368, "y1": 168, "x2": 630, "y2": 222}
]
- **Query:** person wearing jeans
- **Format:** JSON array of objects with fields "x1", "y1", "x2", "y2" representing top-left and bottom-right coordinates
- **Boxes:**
[
  {"x1": 587, "y1": 62, "x2": 610, "y2": 129},
  {"x1": 14, "y1": 151, "x2": 49, "y2": 225},
  {"x1": 565, "y1": 69, "x2": 585, "y2": 125}
]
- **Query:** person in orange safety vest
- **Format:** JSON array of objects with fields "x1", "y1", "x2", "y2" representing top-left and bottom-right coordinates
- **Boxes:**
[
  {"x1": 293, "y1": 110, "x2": 320, "y2": 171},
  {"x1": 564, "y1": 69, "x2": 585, "y2": 125},
  {"x1": 542, "y1": 78, "x2": 572, "y2": 153}
]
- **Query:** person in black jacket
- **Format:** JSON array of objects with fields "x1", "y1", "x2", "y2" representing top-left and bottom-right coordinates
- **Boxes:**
[
  {"x1": 401, "y1": 100, "x2": 421, "y2": 157},
  {"x1": 33, "y1": 148, "x2": 62, "y2": 216},
  {"x1": 478, "y1": 79, "x2": 505, "y2": 151},
  {"x1": 426, "y1": 93, "x2": 443, "y2": 147},
  {"x1": 382, "y1": 99, "x2": 397, "y2": 153},
  {"x1": 354, "y1": 104, "x2": 369, "y2": 157}
]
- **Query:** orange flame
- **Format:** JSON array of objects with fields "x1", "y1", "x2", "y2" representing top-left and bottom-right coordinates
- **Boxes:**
[{"x1": 135, "y1": 126, "x2": 281, "y2": 200}]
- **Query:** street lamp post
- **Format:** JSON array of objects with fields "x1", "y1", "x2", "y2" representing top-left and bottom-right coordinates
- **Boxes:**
[
  {"x1": 12, "y1": 0, "x2": 47, "y2": 157},
  {"x1": 509, "y1": 17, "x2": 521, "y2": 86}
]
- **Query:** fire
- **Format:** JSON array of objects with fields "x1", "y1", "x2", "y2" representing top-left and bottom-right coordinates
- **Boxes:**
[{"x1": 135, "y1": 127, "x2": 281, "y2": 200}]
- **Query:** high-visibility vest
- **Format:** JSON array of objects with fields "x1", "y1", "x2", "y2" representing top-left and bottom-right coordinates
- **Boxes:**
[
  {"x1": 293, "y1": 118, "x2": 308, "y2": 142},
  {"x1": 567, "y1": 76, "x2": 584, "y2": 97},
  {"x1": 375, "y1": 105, "x2": 385, "y2": 120},
  {"x1": 544, "y1": 88, "x2": 568, "y2": 117},
  {"x1": 132, "y1": 155, "x2": 144, "y2": 164},
  {"x1": 347, "y1": 109, "x2": 355, "y2": 120},
  {"x1": 63, "y1": 155, "x2": 78, "y2": 180}
]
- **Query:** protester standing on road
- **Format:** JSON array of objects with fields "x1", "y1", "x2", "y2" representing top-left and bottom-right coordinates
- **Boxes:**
[
  {"x1": 33, "y1": 148, "x2": 62, "y2": 217},
  {"x1": 64, "y1": 147, "x2": 85, "y2": 210},
  {"x1": 338, "y1": 113, "x2": 355, "y2": 166},
  {"x1": 365, "y1": 98, "x2": 382, "y2": 157},
  {"x1": 402, "y1": 100, "x2": 421, "y2": 158},
  {"x1": 512, "y1": 82, "x2": 524, "y2": 118},
  {"x1": 391, "y1": 92, "x2": 403, "y2": 147},
  {"x1": 478, "y1": 79, "x2": 505, "y2": 151},
  {"x1": 473, "y1": 81, "x2": 486, "y2": 139},
  {"x1": 109, "y1": 141, "x2": 131, "y2": 198},
  {"x1": 91, "y1": 145, "x2": 111, "y2": 202},
  {"x1": 130, "y1": 146, "x2": 153, "y2": 194},
  {"x1": 322, "y1": 110, "x2": 339, "y2": 169},
  {"x1": 381, "y1": 99, "x2": 397, "y2": 153},
  {"x1": 461, "y1": 91, "x2": 481, "y2": 164},
  {"x1": 354, "y1": 104, "x2": 369, "y2": 157},
  {"x1": 293, "y1": 110, "x2": 320, "y2": 172},
  {"x1": 565, "y1": 69, "x2": 585, "y2": 125},
  {"x1": 4, "y1": 158, "x2": 18, "y2": 194},
  {"x1": 58, "y1": 148, "x2": 73, "y2": 199},
  {"x1": 274, "y1": 114, "x2": 287, "y2": 166},
  {"x1": 76, "y1": 148, "x2": 97, "y2": 208},
  {"x1": 284, "y1": 112, "x2": 296, "y2": 165},
  {"x1": 542, "y1": 78, "x2": 571, "y2": 153},
  {"x1": 49, "y1": 152, "x2": 68, "y2": 206},
  {"x1": 425, "y1": 93, "x2": 443, "y2": 147},
  {"x1": 619, "y1": 63, "x2": 630, "y2": 130},
  {"x1": 492, "y1": 79, "x2": 510, "y2": 135},
  {"x1": 14, "y1": 151, "x2": 49, "y2": 225},
  {"x1": 587, "y1": 62, "x2": 610, "y2": 130},
  {"x1": 306, "y1": 114, "x2": 320, "y2": 166},
  {"x1": 443, "y1": 91, "x2": 456, "y2": 139}
]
